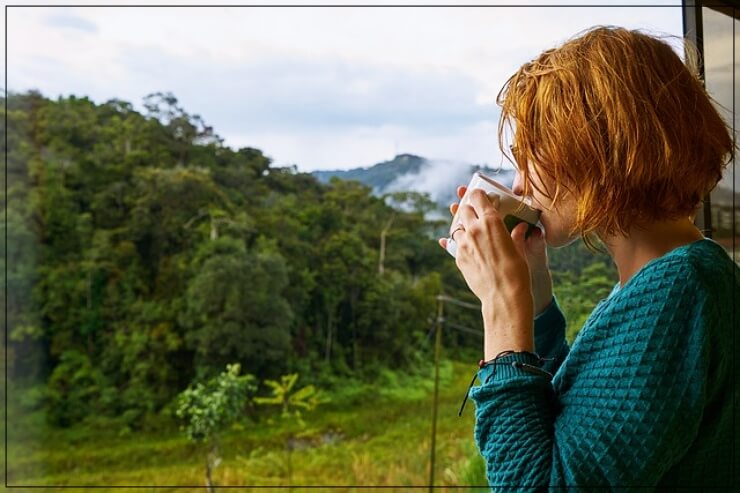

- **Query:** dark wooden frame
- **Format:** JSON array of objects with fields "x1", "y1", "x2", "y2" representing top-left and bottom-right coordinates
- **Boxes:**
[{"x1": 683, "y1": 0, "x2": 739, "y2": 238}]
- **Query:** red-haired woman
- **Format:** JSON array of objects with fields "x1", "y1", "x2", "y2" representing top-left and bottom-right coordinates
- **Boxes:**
[{"x1": 441, "y1": 26, "x2": 738, "y2": 489}]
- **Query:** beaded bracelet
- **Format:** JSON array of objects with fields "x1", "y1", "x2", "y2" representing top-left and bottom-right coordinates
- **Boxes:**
[{"x1": 457, "y1": 350, "x2": 554, "y2": 417}]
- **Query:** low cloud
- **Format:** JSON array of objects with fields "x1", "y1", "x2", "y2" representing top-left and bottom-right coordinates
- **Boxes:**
[
  {"x1": 386, "y1": 159, "x2": 479, "y2": 203},
  {"x1": 384, "y1": 158, "x2": 515, "y2": 210}
]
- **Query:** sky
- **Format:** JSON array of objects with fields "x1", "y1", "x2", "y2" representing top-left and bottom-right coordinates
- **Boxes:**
[{"x1": 3, "y1": 1, "x2": 697, "y2": 172}]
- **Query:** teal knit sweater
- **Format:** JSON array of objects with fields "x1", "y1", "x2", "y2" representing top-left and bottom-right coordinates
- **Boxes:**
[{"x1": 469, "y1": 237, "x2": 738, "y2": 490}]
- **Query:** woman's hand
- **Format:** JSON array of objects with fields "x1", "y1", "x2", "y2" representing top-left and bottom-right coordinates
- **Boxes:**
[
  {"x1": 441, "y1": 186, "x2": 554, "y2": 317},
  {"x1": 437, "y1": 188, "x2": 539, "y2": 358}
]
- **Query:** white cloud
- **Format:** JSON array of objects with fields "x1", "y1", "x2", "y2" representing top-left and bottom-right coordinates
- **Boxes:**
[
  {"x1": 5, "y1": 2, "x2": 685, "y2": 171},
  {"x1": 224, "y1": 119, "x2": 507, "y2": 171}
]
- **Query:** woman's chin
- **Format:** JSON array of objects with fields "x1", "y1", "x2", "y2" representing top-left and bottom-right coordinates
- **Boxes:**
[
  {"x1": 544, "y1": 230, "x2": 578, "y2": 249},
  {"x1": 545, "y1": 235, "x2": 564, "y2": 248}
]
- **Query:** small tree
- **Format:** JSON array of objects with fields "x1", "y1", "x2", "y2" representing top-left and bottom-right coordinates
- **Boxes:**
[
  {"x1": 175, "y1": 363, "x2": 257, "y2": 492},
  {"x1": 254, "y1": 373, "x2": 330, "y2": 487}
]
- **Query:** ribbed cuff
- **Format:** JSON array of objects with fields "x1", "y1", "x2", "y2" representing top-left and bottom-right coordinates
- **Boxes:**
[
  {"x1": 534, "y1": 295, "x2": 558, "y2": 321},
  {"x1": 477, "y1": 351, "x2": 546, "y2": 384}
]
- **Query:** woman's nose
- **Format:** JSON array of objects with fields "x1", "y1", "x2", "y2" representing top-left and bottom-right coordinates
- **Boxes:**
[{"x1": 512, "y1": 172, "x2": 524, "y2": 196}]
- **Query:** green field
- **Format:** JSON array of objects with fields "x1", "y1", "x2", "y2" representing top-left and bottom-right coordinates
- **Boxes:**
[{"x1": 6, "y1": 359, "x2": 490, "y2": 492}]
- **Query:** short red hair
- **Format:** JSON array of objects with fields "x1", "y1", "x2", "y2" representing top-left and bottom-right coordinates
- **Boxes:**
[{"x1": 497, "y1": 26, "x2": 735, "y2": 251}]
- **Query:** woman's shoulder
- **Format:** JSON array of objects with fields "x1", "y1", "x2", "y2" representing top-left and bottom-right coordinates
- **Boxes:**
[
  {"x1": 646, "y1": 238, "x2": 737, "y2": 301},
  {"x1": 557, "y1": 240, "x2": 734, "y2": 389},
  {"x1": 681, "y1": 238, "x2": 740, "y2": 288},
  {"x1": 565, "y1": 238, "x2": 736, "y2": 383},
  {"x1": 586, "y1": 239, "x2": 736, "y2": 336},
  {"x1": 611, "y1": 238, "x2": 737, "y2": 301}
]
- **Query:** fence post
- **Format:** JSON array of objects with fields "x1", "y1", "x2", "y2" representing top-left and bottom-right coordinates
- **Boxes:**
[{"x1": 429, "y1": 294, "x2": 444, "y2": 491}]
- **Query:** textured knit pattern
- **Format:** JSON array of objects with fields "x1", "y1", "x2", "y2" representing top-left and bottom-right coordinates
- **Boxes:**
[{"x1": 469, "y1": 238, "x2": 739, "y2": 490}]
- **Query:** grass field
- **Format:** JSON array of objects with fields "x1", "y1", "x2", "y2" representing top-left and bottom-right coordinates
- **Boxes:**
[{"x1": 5, "y1": 359, "x2": 491, "y2": 492}]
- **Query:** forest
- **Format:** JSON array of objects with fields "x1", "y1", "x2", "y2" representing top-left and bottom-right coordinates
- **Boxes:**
[{"x1": 4, "y1": 90, "x2": 618, "y2": 437}]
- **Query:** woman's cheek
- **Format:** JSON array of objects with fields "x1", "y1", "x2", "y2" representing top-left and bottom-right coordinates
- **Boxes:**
[{"x1": 540, "y1": 215, "x2": 563, "y2": 248}]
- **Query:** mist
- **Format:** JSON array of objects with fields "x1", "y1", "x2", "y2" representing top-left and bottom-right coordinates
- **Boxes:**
[{"x1": 385, "y1": 158, "x2": 516, "y2": 215}]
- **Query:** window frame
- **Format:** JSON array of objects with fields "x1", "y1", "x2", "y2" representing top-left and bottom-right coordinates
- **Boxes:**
[{"x1": 682, "y1": 0, "x2": 739, "y2": 239}]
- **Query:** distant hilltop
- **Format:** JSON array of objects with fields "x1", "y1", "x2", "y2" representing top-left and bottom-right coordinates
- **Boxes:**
[{"x1": 311, "y1": 154, "x2": 515, "y2": 211}]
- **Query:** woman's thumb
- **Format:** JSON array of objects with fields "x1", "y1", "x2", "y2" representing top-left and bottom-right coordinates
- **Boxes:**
[
  {"x1": 525, "y1": 226, "x2": 550, "y2": 272},
  {"x1": 527, "y1": 226, "x2": 547, "y2": 254}
]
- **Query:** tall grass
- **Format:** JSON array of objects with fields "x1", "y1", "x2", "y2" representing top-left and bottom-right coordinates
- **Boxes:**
[{"x1": 6, "y1": 359, "x2": 490, "y2": 491}]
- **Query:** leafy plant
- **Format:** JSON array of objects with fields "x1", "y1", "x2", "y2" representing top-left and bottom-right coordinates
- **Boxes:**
[
  {"x1": 175, "y1": 363, "x2": 257, "y2": 492},
  {"x1": 254, "y1": 373, "x2": 330, "y2": 489}
]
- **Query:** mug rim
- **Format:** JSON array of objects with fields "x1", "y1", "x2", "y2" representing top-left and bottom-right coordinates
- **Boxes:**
[{"x1": 474, "y1": 171, "x2": 520, "y2": 200}]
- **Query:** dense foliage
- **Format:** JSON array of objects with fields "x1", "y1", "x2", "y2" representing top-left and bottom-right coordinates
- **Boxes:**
[
  {"x1": 176, "y1": 363, "x2": 257, "y2": 443},
  {"x1": 4, "y1": 90, "x2": 617, "y2": 430}
]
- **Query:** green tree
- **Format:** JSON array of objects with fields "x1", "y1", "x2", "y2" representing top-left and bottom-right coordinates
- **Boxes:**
[
  {"x1": 46, "y1": 350, "x2": 105, "y2": 426},
  {"x1": 143, "y1": 91, "x2": 223, "y2": 166},
  {"x1": 180, "y1": 236, "x2": 293, "y2": 378},
  {"x1": 553, "y1": 258, "x2": 618, "y2": 343},
  {"x1": 175, "y1": 363, "x2": 257, "y2": 492}
]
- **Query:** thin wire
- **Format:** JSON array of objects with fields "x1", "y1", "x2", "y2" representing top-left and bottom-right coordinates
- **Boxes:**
[
  {"x1": 436, "y1": 295, "x2": 480, "y2": 311},
  {"x1": 422, "y1": 322, "x2": 436, "y2": 345},
  {"x1": 443, "y1": 321, "x2": 484, "y2": 336}
]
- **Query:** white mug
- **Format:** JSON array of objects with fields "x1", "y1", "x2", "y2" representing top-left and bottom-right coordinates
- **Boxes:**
[{"x1": 446, "y1": 172, "x2": 543, "y2": 258}]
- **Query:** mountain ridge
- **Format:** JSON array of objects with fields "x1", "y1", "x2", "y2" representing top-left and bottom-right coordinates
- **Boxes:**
[{"x1": 311, "y1": 153, "x2": 516, "y2": 210}]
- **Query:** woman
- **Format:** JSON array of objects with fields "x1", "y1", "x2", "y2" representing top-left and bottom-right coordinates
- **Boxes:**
[{"x1": 438, "y1": 26, "x2": 738, "y2": 489}]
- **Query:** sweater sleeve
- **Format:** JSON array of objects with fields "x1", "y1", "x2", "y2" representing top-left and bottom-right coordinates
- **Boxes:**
[
  {"x1": 533, "y1": 295, "x2": 569, "y2": 376},
  {"x1": 469, "y1": 264, "x2": 709, "y2": 490}
]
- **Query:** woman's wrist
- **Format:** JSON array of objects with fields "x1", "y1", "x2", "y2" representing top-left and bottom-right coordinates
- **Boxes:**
[
  {"x1": 481, "y1": 302, "x2": 535, "y2": 359},
  {"x1": 483, "y1": 339, "x2": 535, "y2": 361},
  {"x1": 531, "y1": 269, "x2": 553, "y2": 317}
]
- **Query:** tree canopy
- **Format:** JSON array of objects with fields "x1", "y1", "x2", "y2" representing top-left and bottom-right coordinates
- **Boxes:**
[{"x1": 4, "y1": 90, "x2": 616, "y2": 429}]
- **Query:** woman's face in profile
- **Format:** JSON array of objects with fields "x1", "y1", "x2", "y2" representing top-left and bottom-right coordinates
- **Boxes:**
[{"x1": 511, "y1": 162, "x2": 579, "y2": 249}]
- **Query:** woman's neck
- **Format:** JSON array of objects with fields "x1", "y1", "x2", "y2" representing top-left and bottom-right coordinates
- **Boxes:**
[{"x1": 599, "y1": 217, "x2": 705, "y2": 288}]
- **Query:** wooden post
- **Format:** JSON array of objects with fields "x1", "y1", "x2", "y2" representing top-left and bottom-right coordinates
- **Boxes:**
[{"x1": 429, "y1": 294, "x2": 444, "y2": 491}]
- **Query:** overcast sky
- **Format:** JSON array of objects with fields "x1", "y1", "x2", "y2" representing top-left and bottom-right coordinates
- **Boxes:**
[{"x1": 6, "y1": 1, "x2": 692, "y2": 171}]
